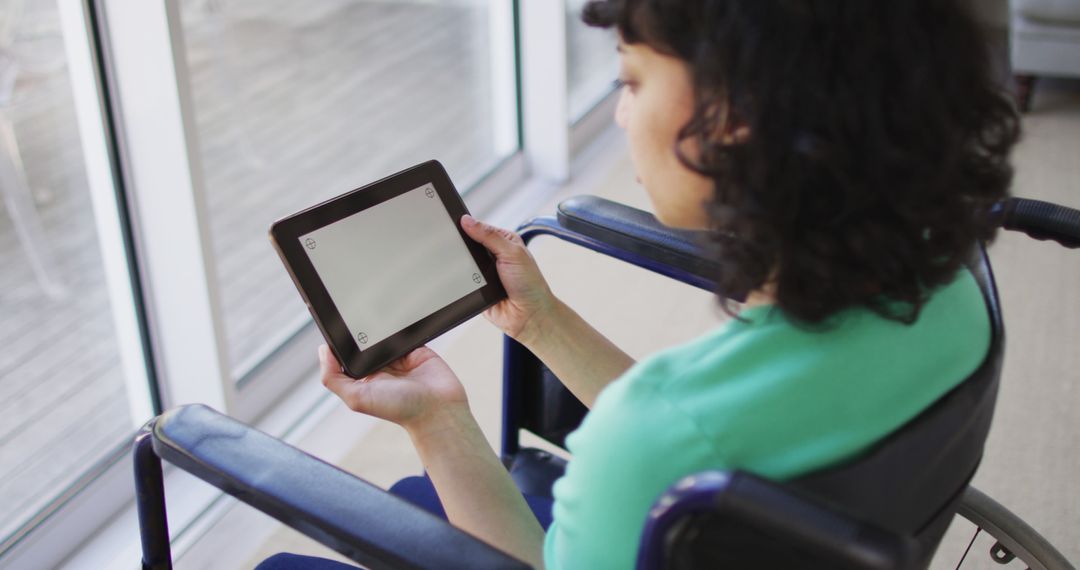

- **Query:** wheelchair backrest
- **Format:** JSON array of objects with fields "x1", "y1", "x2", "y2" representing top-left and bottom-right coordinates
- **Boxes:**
[
  {"x1": 786, "y1": 246, "x2": 1003, "y2": 552},
  {"x1": 640, "y1": 471, "x2": 919, "y2": 570},
  {"x1": 649, "y1": 245, "x2": 1003, "y2": 568}
]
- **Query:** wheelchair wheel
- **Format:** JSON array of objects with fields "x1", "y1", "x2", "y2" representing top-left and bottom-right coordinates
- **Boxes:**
[{"x1": 953, "y1": 486, "x2": 1074, "y2": 570}]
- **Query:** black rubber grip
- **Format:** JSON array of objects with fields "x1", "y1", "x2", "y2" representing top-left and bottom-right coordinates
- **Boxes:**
[{"x1": 994, "y1": 198, "x2": 1080, "y2": 249}]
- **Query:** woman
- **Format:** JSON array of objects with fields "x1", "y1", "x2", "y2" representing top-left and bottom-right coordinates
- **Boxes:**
[{"x1": 264, "y1": 0, "x2": 1019, "y2": 567}]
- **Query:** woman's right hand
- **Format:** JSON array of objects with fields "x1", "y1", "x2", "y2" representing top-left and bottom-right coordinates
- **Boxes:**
[{"x1": 460, "y1": 214, "x2": 556, "y2": 343}]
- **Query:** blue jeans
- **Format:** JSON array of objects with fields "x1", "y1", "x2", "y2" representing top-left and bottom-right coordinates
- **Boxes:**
[{"x1": 255, "y1": 475, "x2": 553, "y2": 569}]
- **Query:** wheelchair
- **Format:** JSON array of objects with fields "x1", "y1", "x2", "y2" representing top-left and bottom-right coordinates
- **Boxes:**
[{"x1": 134, "y1": 195, "x2": 1080, "y2": 569}]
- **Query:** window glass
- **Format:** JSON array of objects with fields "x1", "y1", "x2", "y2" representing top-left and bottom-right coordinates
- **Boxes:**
[
  {"x1": 176, "y1": 0, "x2": 518, "y2": 379},
  {"x1": 566, "y1": 0, "x2": 618, "y2": 123},
  {"x1": 0, "y1": 0, "x2": 134, "y2": 541}
]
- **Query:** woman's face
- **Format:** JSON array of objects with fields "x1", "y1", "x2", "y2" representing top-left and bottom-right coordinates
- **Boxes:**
[{"x1": 615, "y1": 40, "x2": 715, "y2": 230}]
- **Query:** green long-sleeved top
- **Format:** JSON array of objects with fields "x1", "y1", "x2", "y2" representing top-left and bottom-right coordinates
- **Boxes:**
[{"x1": 543, "y1": 269, "x2": 990, "y2": 569}]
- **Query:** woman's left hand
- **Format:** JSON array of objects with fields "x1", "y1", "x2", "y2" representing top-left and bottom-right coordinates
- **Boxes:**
[{"x1": 319, "y1": 344, "x2": 469, "y2": 431}]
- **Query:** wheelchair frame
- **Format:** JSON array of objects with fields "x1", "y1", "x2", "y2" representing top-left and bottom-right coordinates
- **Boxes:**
[
  {"x1": 132, "y1": 196, "x2": 1079, "y2": 570},
  {"x1": 500, "y1": 195, "x2": 1078, "y2": 570}
]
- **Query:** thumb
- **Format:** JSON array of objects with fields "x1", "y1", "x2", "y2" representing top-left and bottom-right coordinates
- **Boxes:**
[
  {"x1": 319, "y1": 344, "x2": 341, "y2": 375},
  {"x1": 461, "y1": 215, "x2": 522, "y2": 257}
]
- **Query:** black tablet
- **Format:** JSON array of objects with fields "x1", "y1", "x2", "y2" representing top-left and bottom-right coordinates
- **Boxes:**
[{"x1": 269, "y1": 160, "x2": 506, "y2": 378}]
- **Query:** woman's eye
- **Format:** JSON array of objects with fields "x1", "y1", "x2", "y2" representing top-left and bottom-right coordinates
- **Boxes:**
[{"x1": 615, "y1": 77, "x2": 637, "y2": 93}]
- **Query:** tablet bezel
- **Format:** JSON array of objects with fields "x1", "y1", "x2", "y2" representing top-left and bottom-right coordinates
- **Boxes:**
[{"x1": 269, "y1": 160, "x2": 506, "y2": 378}]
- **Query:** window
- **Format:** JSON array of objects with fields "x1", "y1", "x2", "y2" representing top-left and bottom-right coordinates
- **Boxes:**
[
  {"x1": 0, "y1": 0, "x2": 618, "y2": 564},
  {"x1": 566, "y1": 0, "x2": 618, "y2": 123},
  {"x1": 0, "y1": 0, "x2": 150, "y2": 546},
  {"x1": 174, "y1": 0, "x2": 519, "y2": 381}
]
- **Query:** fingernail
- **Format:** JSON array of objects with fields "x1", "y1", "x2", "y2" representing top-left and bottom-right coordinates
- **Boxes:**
[
  {"x1": 318, "y1": 345, "x2": 327, "y2": 363},
  {"x1": 462, "y1": 214, "x2": 477, "y2": 227}
]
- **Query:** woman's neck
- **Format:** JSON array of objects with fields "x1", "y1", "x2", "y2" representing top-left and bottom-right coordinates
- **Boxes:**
[{"x1": 742, "y1": 285, "x2": 776, "y2": 309}]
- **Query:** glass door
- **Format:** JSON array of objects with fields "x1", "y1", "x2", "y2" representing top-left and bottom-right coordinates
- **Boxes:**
[
  {"x1": 173, "y1": 0, "x2": 519, "y2": 384},
  {"x1": 0, "y1": 0, "x2": 151, "y2": 547}
]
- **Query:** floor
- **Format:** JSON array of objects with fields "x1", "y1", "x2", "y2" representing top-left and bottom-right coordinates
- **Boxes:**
[{"x1": 190, "y1": 80, "x2": 1080, "y2": 569}]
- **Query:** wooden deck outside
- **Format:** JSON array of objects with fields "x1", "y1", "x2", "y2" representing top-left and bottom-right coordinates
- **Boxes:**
[{"x1": 0, "y1": 0, "x2": 130, "y2": 537}]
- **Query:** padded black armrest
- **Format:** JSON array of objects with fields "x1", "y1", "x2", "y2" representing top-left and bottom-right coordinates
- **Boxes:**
[
  {"x1": 637, "y1": 471, "x2": 917, "y2": 570},
  {"x1": 150, "y1": 405, "x2": 530, "y2": 570},
  {"x1": 994, "y1": 197, "x2": 1080, "y2": 249},
  {"x1": 552, "y1": 195, "x2": 727, "y2": 295}
]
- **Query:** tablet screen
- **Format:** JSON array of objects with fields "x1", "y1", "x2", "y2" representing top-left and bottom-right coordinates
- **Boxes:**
[{"x1": 298, "y1": 182, "x2": 487, "y2": 349}]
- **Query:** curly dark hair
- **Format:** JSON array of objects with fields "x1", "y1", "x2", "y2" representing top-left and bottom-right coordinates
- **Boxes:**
[{"x1": 583, "y1": 0, "x2": 1020, "y2": 324}]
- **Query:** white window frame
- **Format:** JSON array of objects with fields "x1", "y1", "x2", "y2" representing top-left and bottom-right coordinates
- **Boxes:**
[
  {"x1": 520, "y1": 0, "x2": 619, "y2": 184},
  {"x1": 101, "y1": 0, "x2": 236, "y2": 417},
  {"x1": 520, "y1": 0, "x2": 571, "y2": 183}
]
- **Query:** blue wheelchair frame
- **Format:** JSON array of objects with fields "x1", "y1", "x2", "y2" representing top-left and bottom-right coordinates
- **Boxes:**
[{"x1": 132, "y1": 196, "x2": 1080, "y2": 570}]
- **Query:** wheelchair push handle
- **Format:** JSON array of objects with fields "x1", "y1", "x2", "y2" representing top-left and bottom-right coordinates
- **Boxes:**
[
  {"x1": 993, "y1": 198, "x2": 1080, "y2": 249},
  {"x1": 536, "y1": 194, "x2": 729, "y2": 295}
]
